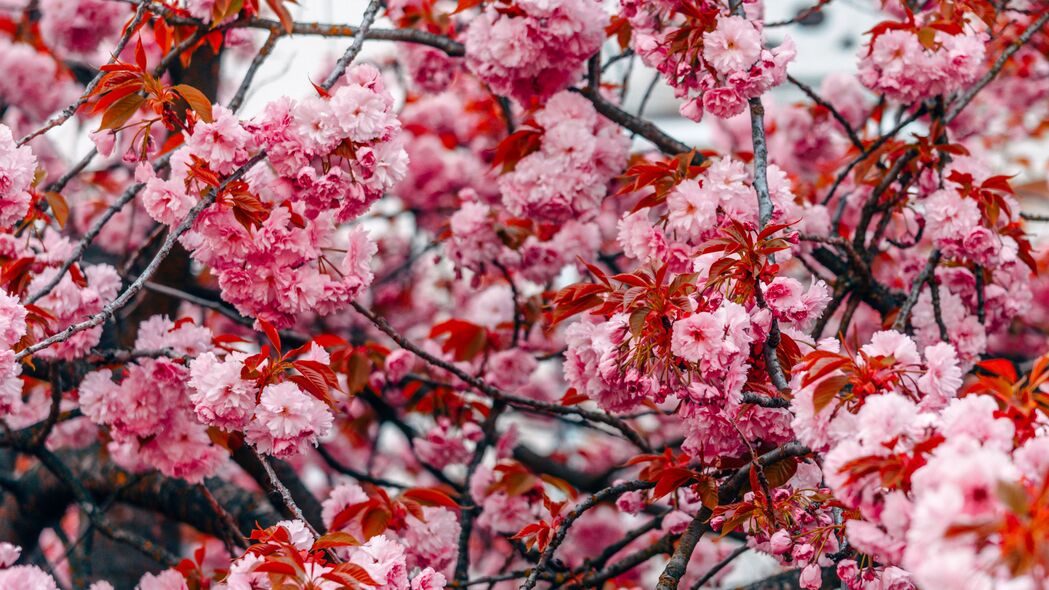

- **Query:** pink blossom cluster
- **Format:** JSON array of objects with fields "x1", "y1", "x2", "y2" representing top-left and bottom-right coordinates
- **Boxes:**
[
  {"x1": 0, "y1": 290, "x2": 26, "y2": 416},
  {"x1": 38, "y1": 0, "x2": 128, "y2": 64},
  {"x1": 323, "y1": 481, "x2": 461, "y2": 575},
  {"x1": 858, "y1": 28, "x2": 986, "y2": 104},
  {"x1": 26, "y1": 244, "x2": 121, "y2": 361},
  {"x1": 789, "y1": 329, "x2": 1049, "y2": 588},
  {"x1": 78, "y1": 316, "x2": 227, "y2": 482},
  {"x1": 218, "y1": 518, "x2": 450, "y2": 590},
  {"x1": 922, "y1": 162, "x2": 1021, "y2": 268},
  {"x1": 392, "y1": 78, "x2": 501, "y2": 229},
  {"x1": 621, "y1": 3, "x2": 795, "y2": 121},
  {"x1": 617, "y1": 157, "x2": 830, "y2": 268},
  {"x1": 446, "y1": 194, "x2": 602, "y2": 286},
  {"x1": 188, "y1": 345, "x2": 334, "y2": 458},
  {"x1": 670, "y1": 298, "x2": 797, "y2": 460},
  {"x1": 137, "y1": 65, "x2": 407, "y2": 328},
  {"x1": 0, "y1": 124, "x2": 38, "y2": 228},
  {"x1": 0, "y1": 39, "x2": 81, "y2": 123},
  {"x1": 564, "y1": 276, "x2": 829, "y2": 461},
  {"x1": 463, "y1": 0, "x2": 606, "y2": 105},
  {"x1": 442, "y1": 92, "x2": 622, "y2": 285},
  {"x1": 499, "y1": 92, "x2": 629, "y2": 223}
]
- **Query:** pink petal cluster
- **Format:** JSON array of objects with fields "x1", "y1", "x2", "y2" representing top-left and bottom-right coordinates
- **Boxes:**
[
  {"x1": 137, "y1": 66, "x2": 405, "y2": 328},
  {"x1": 0, "y1": 124, "x2": 38, "y2": 228},
  {"x1": 414, "y1": 416, "x2": 482, "y2": 469},
  {"x1": 0, "y1": 39, "x2": 81, "y2": 122},
  {"x1": 399, "y1": 45, "x2": 462, "y2": 94},
  {"x1": 858, "y1": 29, "x2": 986, "y2": 104},
  {"x1": 0, "y1": 565, "x2": 61, "y2": 590},
  {"x1": 244, "y1": 381, "x2": 334, "y2": 458},
  {"x1": 391, "y1": 79, "x2": 501, "y2": 230},
  {"x1": 39, "y1": 0, "x2": 127, "y2": 64},
  {"x1": 621, "y1": 6, "x2": 794, "y2": 121},
  {"x1": 763, "y1": 277, "x2": 833, "y2": 331},
  {"x1": 78, "y1": 316, "x2": 226, "y2": 483},
  {"x1": 463, "y1": 0, "x2": 606, "y2": 104},
  {"x1": 563, "y1": 314, "x2": 658, "y2": 413},
  {"x1": 188, "y1": 351, "x2": 258, "y2": 430},
  {"x1": 499, "y1": 92, "x2": 629, "y2": 223},
  {"x1": 27, "y1": 261, "x2": 121, "y2": 361}
]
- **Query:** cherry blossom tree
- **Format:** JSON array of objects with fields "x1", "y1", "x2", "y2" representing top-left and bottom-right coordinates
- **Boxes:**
[{"x1": 2, "y1": 0, "x2": 1049, "y2": 588}]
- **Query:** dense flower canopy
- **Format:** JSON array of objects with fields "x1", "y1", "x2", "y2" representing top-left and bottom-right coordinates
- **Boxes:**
[{"x1": 2, "y1": 0, "x2": 1049, "y2": 589}]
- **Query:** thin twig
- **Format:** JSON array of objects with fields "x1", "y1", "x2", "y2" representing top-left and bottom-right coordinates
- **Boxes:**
[
  {"x1": 688, "y1": 545, "x2": 748, "y2": 590},
  {"x1": 891, "y1": 250, "x2": 940, "y2": 332},
  {"x1": 521, "y1": 480, "x2": 654, "y2": 590}
]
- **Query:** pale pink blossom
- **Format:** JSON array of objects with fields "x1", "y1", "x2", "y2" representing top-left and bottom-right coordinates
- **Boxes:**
[{"x1": 246, "y1": 382, "x2": 334, "y2": 457}]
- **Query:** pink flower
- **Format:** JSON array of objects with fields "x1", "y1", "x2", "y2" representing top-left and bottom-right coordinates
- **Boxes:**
[
  {"x1": 617, "y1": 210, "x2": 666, "y2": 261},
  {"x1": 0, "y1": 289, "x2": 26, "y2": 347},
  {"x1": 415, "y1": 417, "x2": 477, "y2": 469},
  {"x1": 666, "y1": 178, "x2": 718, "y2": 237},
  {"x1": 0, "y1": 124, "x2": 38, "y2": 228},
  {"x1": 385, "y1": 349, "x2": 416, "y2": 384},
  {"x1": 136, "y1": 569, "x2": 188, "y2": 590},
  {"x1": 703, "y1": 16, "x2": 762, "y2": 76},
  {"x1": 859, "y1": 29, "x2": 985, "y2": 103},
  {"x1": 139, "y1": 171, "x2": 195, "y2": 226},
  {"x1": 484, "y1": 349, "x2": 537, "y2": 391},
  {"x1": 0, "y1": 565, "x2": 61, "y2": 590},
  {"x1": 939, "y1": 395, "x2": 1014, "y2": 452},
  {"x1": 323, "y1": 481, "x2": 370, "y2": 537},
  {"x1": 702, "y1": 87, "x2": 747, "y2": 119},
  {"x1": 39, "y1": 0, "x2": 125, "y2": 63},
  {"x1": 402, "y1": 506, "x2": 460, "y2": 571},
  {"x1": 671, "y1": 301, "x2": 753, "y2": 371},
  {"x1": 0, "y1": 542, "x2": 20, "y2": 567},
  {"x1": 188, "y1": 352, "x2": 258, "y2": 430},
  {"x1": 348, "y1": 535, "x2": 409, "y2": 590},
  {"x1": 769, "y1": 530, "x2": 793, "y2": 554},
  {"x1": 276, "y1": 519, "x2": 316, "y2": 551},
  {"x1": 185, "y1": 105, "x2": 254, "y2": 175},
  {"x1": 672, "y1": 312, "x2": 723, "y2": 364},
  {"x1": 410, "y1": 568, "x2": 447, "y2": 590},
  {"x1": 246, "y1": 382, "x2": 334, "y2": 457},
  {"x1": 463, "y1": 0, "x2": 606, "y2": 104},
  {"x1": 924, "y1": 189, "x2": 981, "y2": 247},
  {"x1": 0, "y1": 39, "x2": 80, "y2": 121},
  {"x1": 330, "y1": 81, "x2": 395, "y2": 143},
  {"x1": 447, "y1": 200, "x2": 501, "y2": 274},
  {"x1": 499, "y1": 92, "x2": 628, "y2": 224},
  {"x1": 854, "y1": 393, "x2": 920, "y2": 448},
  {"x1": 90, "y1": 130, "x2": 117, "y2": 158},
  {"x1": 798, "y1": 563, "x2": 822, "y2": 590},
  {"x1": 184, "y1": 0, "x2": 217, "y2": 21},
  {"x1": 860, "y1": 330, "x2": 921, "y2": 367},
  {"x1": 917, "y1": 343, "x2": 962, "y2": 409}
]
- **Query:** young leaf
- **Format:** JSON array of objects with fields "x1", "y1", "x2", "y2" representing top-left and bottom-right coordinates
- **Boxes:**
[{"x1": 173, "y1": 84, "x2": 214, "y2": 123}]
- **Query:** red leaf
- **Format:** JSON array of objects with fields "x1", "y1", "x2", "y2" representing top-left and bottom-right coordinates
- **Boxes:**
[
  {"x1": 401, "y1": 487, "x2": 460, "y2": 509},
  {"x1": 491, "y1": 128, "x2": 543, "y2": 173},
  {"x1": 978, "y1": 358, "x2": 1018, "y2": 383},
  {"x1": 258, "y1": 319, "x2": 282, "y2": 356},
  {"x1": 429, "y1": 319, "x2": 488, "y2": 362},
  {"x1": 362, "y1": 507, "x2": 391, "y2": 539},
  {"x1": 652, "y1": 467, "x2": 695, "y2": 501},
  {"x1": 173, "y1": 84, "x2": 214, "y2": 123},
  {"x1": 312, "y1": 531, "x2": 360, "y2": 549},
  {"x1": 560, "y1": 388, "x2": 589, "y2": 406}
]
